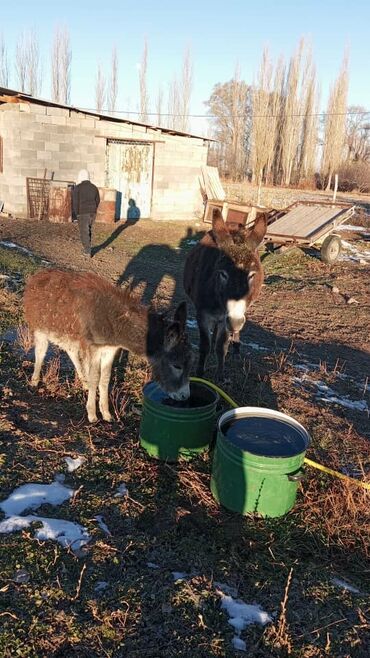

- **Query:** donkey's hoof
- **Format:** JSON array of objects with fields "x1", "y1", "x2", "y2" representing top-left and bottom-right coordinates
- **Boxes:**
[
  {"x1": 101, "y1": 412, "x2": 113, "y2": 422},
  {"x1": 87, "y1": 413, "x2": 98, "y2": 423},
  {"x1": 30, "y1": 378, "x2": 39, "y2": 388}
]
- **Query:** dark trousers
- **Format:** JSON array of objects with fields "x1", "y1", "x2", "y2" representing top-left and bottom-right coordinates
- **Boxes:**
[{"x1": 77, "y1": 213, "x2": 96, "y2": 254}]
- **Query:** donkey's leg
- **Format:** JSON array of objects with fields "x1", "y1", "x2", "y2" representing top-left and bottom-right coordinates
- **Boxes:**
[
  {"x1": 30, "y1": 330, "x2": 49, "y2": 386},
  {"x1": 86, "y1": 348, "x2": 101, "y2": 423},
  {"x1": 215, "y1": 323, "x2": 231, "y2": 382},
  {"x1": 210, "y1": 321, "x2": 218, "y2": 354},
  {"x1": 65, "y1": 343, "x2": 89, "y2": 389},
  {"x1": 231, "y1": 330, "x2": 241, "y2": 357},
  {"x1": 196, "y1": 312, "x2": 212, "y2": 376},
  {"x1": 98, "y1": 347, "x2": 118, "y2": 422}
]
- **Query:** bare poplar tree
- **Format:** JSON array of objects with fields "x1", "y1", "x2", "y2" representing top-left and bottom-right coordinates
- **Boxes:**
[
  {"x1": 139, "y1": 39, "x2": 149, "y2": 122},
  {"x1": 279, "y1": 39, "x2": 306, "y2": 185},
  {"x1": 15, "y1": 32, "x2": 28, "y2": 92},
  {"x1": 178, "y1": 47, "x2": 193, "y2": 133},
  {"x1": 16, "y1": 31, "x2": 42, "y2": 95},
  {"x1": 51, "y1": 26, "x2": 71, "y2": 103},
  {"x1": 95, "y1": 64, "x2": 106, "y2": 113},
  {"x1": 155, "y1": 85, "x2": 164, "y2": 127},
  {"x1": 321, "y1": 55, "x2": 349, "y2": 190},
  {"x1": 167, "y1": 77, "x2": 180, "y2": 130},
  {"x1": 0, "y1": 34, "x2": 9, "y2": 86},
  {"x1": 108, "y1": 47, "x2": 118, "y2": 114},
  {"x1": 298, "y1": 55, "x2": 319, "y2": 179},
  {"x1": 346, "y1": 106, "x2": 370, "y2": 162},
  {"x1": 230, "y1": 64, "x2": 248, "y2": 180},
  {"x1": 250, "y1": 49, "x2": 284, "y2": 184}
]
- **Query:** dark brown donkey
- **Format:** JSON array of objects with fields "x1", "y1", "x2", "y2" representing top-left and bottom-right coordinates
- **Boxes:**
[
  {"x1": 24, "y1": 270, "x2": 192, "y2": 422},
  {"x1": 183, "y1": 208, "x2": 267, "y2": 380}
]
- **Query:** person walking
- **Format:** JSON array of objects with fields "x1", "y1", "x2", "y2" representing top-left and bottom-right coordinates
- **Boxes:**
[{"x1": 72, "y1": 169, "x2": 100, "y2": 257}]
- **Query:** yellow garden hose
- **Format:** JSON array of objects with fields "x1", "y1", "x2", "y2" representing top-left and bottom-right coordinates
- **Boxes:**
[{"x1": 190, "y1": 376, "x2": 370, "y2": 491}]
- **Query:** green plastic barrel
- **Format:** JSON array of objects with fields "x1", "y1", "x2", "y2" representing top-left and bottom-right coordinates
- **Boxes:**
[
  {"x1": 140, "y1": 381, "x2": 219, "y2": 461},
  {"x1": 211, "y1": 407, "x2": 311, "y2": 518}
]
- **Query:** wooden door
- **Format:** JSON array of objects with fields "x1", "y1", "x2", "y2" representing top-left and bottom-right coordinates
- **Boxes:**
[{"x1": 106, "y1": 140, "x2": 154, "y2": 219}]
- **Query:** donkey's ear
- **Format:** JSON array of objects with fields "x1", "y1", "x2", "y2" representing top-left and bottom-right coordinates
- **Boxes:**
[
  {"x1": 173, "y1": 301, "x2": 187, "y2": 332},
  {"x1": 212, "y1": 208, "x2": 230, "y2": 244},
  {"x1": 164, "y1": 323, "x2": 181, "y2": 351},
  {"x1": 245, "y1": 213, "x2": 267, "y2": 249}
]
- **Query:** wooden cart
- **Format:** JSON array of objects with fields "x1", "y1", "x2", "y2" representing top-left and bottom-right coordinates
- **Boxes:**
[{"x1": 264, "y1": 200, "x2": 356, "y2": 263}]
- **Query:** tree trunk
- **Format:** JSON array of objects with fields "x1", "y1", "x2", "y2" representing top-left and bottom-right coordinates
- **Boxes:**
[{"x1": 325, "y1": 172, "x2": 332, "y2": 192}]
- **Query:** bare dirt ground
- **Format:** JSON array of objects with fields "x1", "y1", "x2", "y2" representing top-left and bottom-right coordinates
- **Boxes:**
[{"x1": 0, "y1": 196, "x2": 369, "y2": 657}]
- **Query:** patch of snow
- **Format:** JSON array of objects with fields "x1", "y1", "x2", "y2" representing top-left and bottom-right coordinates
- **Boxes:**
[
  {"x1": 114, "y1": 483, "x2": 128, "y2": 498},
  {"x1": 317, "y1": 394, "x2": 368, "y2": 412},
  {"x1": 94, "y1": 581, "x2": 109, "y2": 592},
  {"x1": 12, "y1": 569, "x2": 30, "y2": 584},
  {"x1": 214, "y1": 581, "x2": 238, "y2": 598},
  {"x1": 339, "y1": 240, "x2": 370, "y2": 263},
  {"x1": 0, "y1": 481, "x2": 74, "y2": 517},
  {"x1": 147, "y1": 562, "x2": 160, "y2": 569},
  {"x1": 232, "y1": 637, "x2": 247, "y2": 651},
  {"x1": 186, "y1": 319, "x2": 198, "y2": 329},
  {"x1": 331, "y1": 577, "x2": 360, "y2": 594},
  {"x1": 95, "y1": 515, "x2": 112, "y2": 536},
  {"x1": 293, "y1": 375, "x2": 369, "y2": 413},
  {"x1": 0, "y1": 515, "x2": 91, "y2": 552},
  {"x1": 240, "y1": 341, "x2": 270, "y2": 352},
  {"x1": 0, "y1": 241, "x2": 35, "y2": 257},
  {"x1": 216, "y1": 586, "x2": 271, "y2": 652},
  {"x1": 64, "y1": 456, "x2": 86, "y2": 472},
  {"x1": 338, "y1": 224, "x2": 370, "y2": 234},
  {"x1": 54, "y1": 473, "x2": 66, "y2": 483},
  {"x1": 172, "y1": 571, "x2": 188, "y2": 581}
]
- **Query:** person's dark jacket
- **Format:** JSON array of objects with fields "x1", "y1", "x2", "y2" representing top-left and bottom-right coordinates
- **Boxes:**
[{"x1": 72, "y1": 180, "x2": 100, "y2": 216}]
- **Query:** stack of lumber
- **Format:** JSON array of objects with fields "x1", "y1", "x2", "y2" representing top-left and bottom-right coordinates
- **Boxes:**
[{"x1": 200, "y1": 166, "x2": 225, "y2": 201}]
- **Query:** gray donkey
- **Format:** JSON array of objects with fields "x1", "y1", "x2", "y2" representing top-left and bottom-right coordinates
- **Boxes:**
[{"x1": 183, "y1": 208, "x2": 267, "y2": 380}]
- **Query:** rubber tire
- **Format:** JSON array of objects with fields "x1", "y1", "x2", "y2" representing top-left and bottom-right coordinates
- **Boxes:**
[{"x1": 320, "y1": 235, "x2": 342, "y2": 264}]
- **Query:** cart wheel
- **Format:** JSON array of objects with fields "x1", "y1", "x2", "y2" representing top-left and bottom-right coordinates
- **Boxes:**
[{"x1": 320, "y1": 235, "x2": 342, "y2": 264}]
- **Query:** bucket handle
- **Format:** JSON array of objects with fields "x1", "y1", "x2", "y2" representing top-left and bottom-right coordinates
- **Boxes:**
[{"x1": 287, "y1": 468, "x2": 305, "y2": 482}]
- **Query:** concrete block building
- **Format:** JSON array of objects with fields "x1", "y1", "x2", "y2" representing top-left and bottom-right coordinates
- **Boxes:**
[{"x1": 0, "y1": 87, "x2": 210, "y2": 221}]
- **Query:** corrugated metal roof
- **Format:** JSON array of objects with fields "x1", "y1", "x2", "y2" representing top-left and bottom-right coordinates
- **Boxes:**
[{"x1": 0, "y1": 86, "x2": 214, "y2": 142}]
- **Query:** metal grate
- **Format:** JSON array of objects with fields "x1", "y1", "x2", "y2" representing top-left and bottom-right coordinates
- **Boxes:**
[{"x1": 26, "y1": 177, "x2": 51, "y2": 219}]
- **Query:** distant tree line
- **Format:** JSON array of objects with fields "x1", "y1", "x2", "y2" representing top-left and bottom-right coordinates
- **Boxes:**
[
  {"x1": 0, "y1": 28, "x2": 193, "y2": 133},
  {"x1": 206, "y1": 38, "x2": 370, "y2": 191},
  {"x1": 0, "y1": 29, "x2": 369, "y2": 190}
]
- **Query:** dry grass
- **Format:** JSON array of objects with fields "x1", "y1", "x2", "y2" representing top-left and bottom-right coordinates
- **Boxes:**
[
  {"x1": 300, "y1": 473, "x2": 370, "y2": 558},
  {"x1": 266, "y1": 568, "x2": 294, "y2": 655},
  {"x1": 0, "y1": 225, "x2": 369, "y2": 658}
]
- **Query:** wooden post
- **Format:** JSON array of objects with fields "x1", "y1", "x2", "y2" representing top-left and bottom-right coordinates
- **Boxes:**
[
  {"x1": 332, "y1": 173, "x2": 338, "y2": 204},
  {"x1": 38, "y1": 168, "x2": 47, "y2": 220}
]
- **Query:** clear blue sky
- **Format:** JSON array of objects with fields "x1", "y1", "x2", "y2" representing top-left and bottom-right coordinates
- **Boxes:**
[{"x1": 1, "y1": 0, "x2": 369, "y2": 134}]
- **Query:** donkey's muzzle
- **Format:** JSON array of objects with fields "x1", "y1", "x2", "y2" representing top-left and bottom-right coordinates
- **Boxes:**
[{"x1": 168, "y1": 382, "x2": 191, "y2": 401}]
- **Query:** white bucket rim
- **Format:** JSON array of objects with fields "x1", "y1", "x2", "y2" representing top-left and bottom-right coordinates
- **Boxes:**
[{"x1": 218, "y1": 406, "x2": 311, "y2": 445}]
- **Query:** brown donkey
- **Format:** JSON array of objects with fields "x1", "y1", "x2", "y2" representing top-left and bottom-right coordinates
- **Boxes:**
[
  {"x1": 24, "y1": 270, "x2": 192, "y2": 422},
  {"x1": 183, "y1": 208, "x2": 267, "y2": 380}
]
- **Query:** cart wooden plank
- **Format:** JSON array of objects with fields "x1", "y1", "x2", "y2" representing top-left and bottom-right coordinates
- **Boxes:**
[{"x1": 266, "y1": 204, "x2": 353, "y2": 242}]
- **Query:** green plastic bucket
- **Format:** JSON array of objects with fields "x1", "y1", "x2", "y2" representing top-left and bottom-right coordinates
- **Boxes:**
[
  {"x1": 211, "y1": 407, "x2": 311, "y2": 518},
  {"x1": 139, "y1": 381, "x2": 219, "y2": 461}
]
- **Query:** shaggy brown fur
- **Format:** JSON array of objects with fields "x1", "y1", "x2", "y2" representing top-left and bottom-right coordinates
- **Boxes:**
[
  {"x1": 183, "y1": 208, "x2": 267, "y2": 379},
  {"x1": 24, "y1": 270, "x2": 192, "y2": 422}
]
